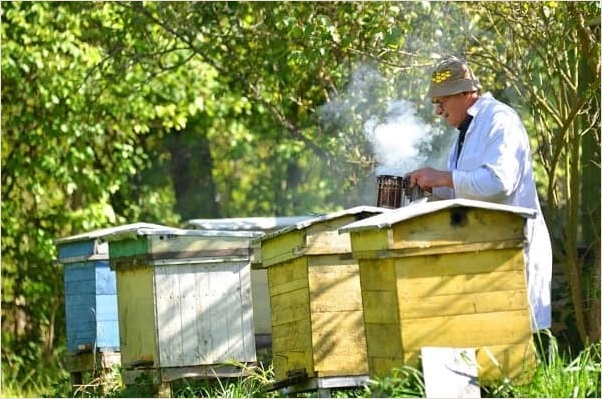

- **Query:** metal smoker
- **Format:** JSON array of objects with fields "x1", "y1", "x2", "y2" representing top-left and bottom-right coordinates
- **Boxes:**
[{"x1": 376, "y1": 174, "x2": 426, "y2": 209}]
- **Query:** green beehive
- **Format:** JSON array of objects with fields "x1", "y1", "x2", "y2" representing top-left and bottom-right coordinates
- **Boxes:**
[
  {"x1": 105, "y1": 226, "x2": 263, "y2": 393},
  {"x1": 340, "y1": 198, "x2": 537, "y2": 384}
]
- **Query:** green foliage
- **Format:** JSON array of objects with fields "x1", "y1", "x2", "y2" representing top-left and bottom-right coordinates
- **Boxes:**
[
  {"x1": 0, "y1": 351, "x2": 71, "y2": 398},
  {"x1": 1, "y1": 0, "x2": 196, "y2": 371}
]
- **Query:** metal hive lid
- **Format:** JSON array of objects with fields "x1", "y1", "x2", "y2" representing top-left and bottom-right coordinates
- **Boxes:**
[
  {"x1": 55, "y1": 222, "x2": 169, "y2": 244},
  {"x1": 339, "y1": 198, "x2": 537, "y2": 234},
  {"x1": 183, "y1": 215, "x2": 317, "y2": 231},
  {"x1": 103, "y1": 226, "x2": 264, "y2": 242},
  {"x1": 252, "y1": 205, "x2": 391, "y2": 244}
]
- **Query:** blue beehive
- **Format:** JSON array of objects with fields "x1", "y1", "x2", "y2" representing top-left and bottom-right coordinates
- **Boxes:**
[{"x1": 56, "y1": 222, "x2": 167, "y2": 354}]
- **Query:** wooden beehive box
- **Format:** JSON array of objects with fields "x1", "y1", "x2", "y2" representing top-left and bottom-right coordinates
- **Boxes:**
[
  {"x1": 105, "y1": 226, "x2": 262, "y2": 384},
  {"x1": 183, "y1": 216, "x2": 316, "y2": 345},
  {"x1": 340, "y1": 198, "x2": 537, "y2": 384},
  {"x1": 55, "y1": 223, "x2": 166, "y2": 355},
  {"x1": 254, "y1": 206, "x2": 388, "y2": 382}
]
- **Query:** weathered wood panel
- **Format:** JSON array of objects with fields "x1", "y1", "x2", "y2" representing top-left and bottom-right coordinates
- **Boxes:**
[
  {"x1": 363, "y1": 322, "x2": 403, "y2": 358},
  {"x1": 109, "y1": 237, "x2": 149, "y2": 260},
  {"x1": 250, "y1": 269, "x2": 271, "y2": 335},
  {"x1": 269, "y1": 257, "x2": 313, "y2": 380},
  {"x1": 271, "y1": 288, "x2": 310, "y2": 326},
  {"x1": 390, "y1": 208, "x2": 525, "y2": 251},
  {"x1": 400, "y1": 310, "x2": 532, "y2": 349},
  {"x1": 398, "y1": 289, "x2": 529, "y2": 319},
  {"x1": 262, "y1": 208, "x2": 386, "y2": 383},
  {"x1": 260, "y1": 229, "x2": 305, "y2": 267},
  {"x1": 95, "y1": 262, "x2": 118, "y2": 294},
  {"x1": 396, "y1": 269, "x2": 527, "y2": 298},
  {"x1": 307, "y1": 258, "x2": 363, "y2": 312},
  {"x1": 272, "y1": 318, "x2": 314, "y2": 380},
  {"x1": 348, "y1": 229, "x2": 390, "y2": 258},
  {"x1": 311, "y1": 311, "x2": 368, "y2": 376},
  {"x1": 303, "y1": 217, "x2": 357, "y2": 255},
  {"x1": 304, "y1": 230, "x2": 352, "y2": 255},
  {"x1": 358, "y1": 258, "x2": 397, "y2": 291},
  {"x1": 116, "y1": 265, "x2": 157, "y2": 368},
  {"x1": 361, "y1": 290, "x2": 399, "y2": 324},
  {"x1": 155, "y1": 261, "x2": 255, "y2": 368},
  {"x1": 58, "y1": 240, "x2": 97, "y2": 260},
  {"x1": 307, "y1": 257, "x2": 368, "y2": 376},
  {"x1": 351, "y1": 240, "x2": 526, "y2": 260},
  {"x1": 148, "y1": 234, "x2": 251, "y2": 259},
  {"x1": 267, "y1": 256, "x2": 308, "y2": 298},
  {"x1": 63, "y1": 260, "x2": 119, "y2": 352},
  {"x1": 267, "y1": 246, "x2": 364, "y2": 381},
  {"x1": 395, "y1": 248, "x2": 525, "y2": 279}
]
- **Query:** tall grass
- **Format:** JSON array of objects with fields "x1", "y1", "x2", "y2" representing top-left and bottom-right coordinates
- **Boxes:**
[
  {"x1": 170, "y1": 361, "x2": 277, "y2": 398},
  {"x1": 484, "y1": 332, "x2": 601, "y2": 398},
  {"x1": 359, "y1": 365, "x2": 425, "y2": 398},
  {"x1": 1, "y1": 333, "x2": 599, "y2": 398}
]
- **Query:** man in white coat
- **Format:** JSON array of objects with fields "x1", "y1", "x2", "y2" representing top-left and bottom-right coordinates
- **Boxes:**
[{"x1": 407, "y1": 55, "x2": 553, "y2": 333}]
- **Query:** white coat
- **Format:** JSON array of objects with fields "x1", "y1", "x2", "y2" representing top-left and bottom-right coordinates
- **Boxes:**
[{"x1": 432, "y1": 92, "x2": 553, "y2": 331}]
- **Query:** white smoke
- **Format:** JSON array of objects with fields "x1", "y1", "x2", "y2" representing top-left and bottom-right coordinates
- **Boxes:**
[
  {"x1": 364, "y1": 99, "x2": 434, "y2": 177},
  {"x1": 316, "y1": 63, "x2": 453, "y2": 207}
]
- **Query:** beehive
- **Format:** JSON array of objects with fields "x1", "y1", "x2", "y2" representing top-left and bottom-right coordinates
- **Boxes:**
[
  {"x1": 56, "y1": 223, "x2": 166, "y2": 354},
  {"x1": 255, "y1": 206, "x2": 388, "y2": 382},
  {"x1": 183, "y1": 216, "x2": 316, "y2": 346},
  {"x1": 105, "y1": 226, "x2": 263, "y2": 388},
  {"x1": 340, "y1": 198, "x2": 537, "y2": 384}
]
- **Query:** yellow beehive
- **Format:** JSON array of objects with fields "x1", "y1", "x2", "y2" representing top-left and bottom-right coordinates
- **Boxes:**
[
  {"x1": 254, "y1": 206, "x2": 388, "y2": 382},
  {"x1": 340, "y1": 198, "x2": 537, "y2": 384}
]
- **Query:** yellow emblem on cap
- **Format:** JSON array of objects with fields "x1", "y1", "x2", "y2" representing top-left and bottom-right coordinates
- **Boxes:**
[{"x1": 432, "y1": 70, "x2": 452, "y2": 83}]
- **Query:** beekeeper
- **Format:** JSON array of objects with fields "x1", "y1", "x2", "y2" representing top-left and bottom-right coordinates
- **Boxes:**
[{"x1": 407, "y1": 55, "x2": 553, "y2": 332}]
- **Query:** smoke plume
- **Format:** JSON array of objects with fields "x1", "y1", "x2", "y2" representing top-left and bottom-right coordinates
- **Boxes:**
[
  {"x1": 364, "y1": 99, "x2": 435, "y2": 177},
  {"x1": 317, "y1": 63, "x2": 454, "y2": 207}
]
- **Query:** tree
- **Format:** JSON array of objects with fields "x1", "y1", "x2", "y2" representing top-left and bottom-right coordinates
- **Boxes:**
[
  {"x1": 0, "y1": 1, "x2": 198, "y2": 371},
  {"x1": 465, "y1": 1, "x2": 601, "y2": 345}
]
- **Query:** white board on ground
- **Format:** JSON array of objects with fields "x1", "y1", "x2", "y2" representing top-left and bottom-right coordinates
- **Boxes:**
[{"x1": 421, "y1": 346, "x2": 481, "y2": 398}]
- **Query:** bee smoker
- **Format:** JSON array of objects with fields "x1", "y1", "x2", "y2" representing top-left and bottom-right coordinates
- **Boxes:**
[{"x1": 376, "y1": 174, "x2": 425, "y2": 209}]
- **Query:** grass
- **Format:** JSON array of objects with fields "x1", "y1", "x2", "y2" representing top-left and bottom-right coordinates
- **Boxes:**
[
  {"x1": 1, "y1": 332, "x2": 600, "y2": 398},
  {"x1": 482, "y1": 331, "x2": 601, "y2": 398}
]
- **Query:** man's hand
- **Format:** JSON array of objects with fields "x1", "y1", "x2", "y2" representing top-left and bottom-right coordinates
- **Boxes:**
[{"x1": 406, "y1": 167, "x2": 453, "y2": 190}]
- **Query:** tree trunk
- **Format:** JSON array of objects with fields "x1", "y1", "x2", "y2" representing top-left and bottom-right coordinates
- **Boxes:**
[
  {"x1": 168, "y1": 125, "x2": 220, "y2": 220},
  {"x1": 575, "y1": 3, "x2": 601, "y2": 344}
]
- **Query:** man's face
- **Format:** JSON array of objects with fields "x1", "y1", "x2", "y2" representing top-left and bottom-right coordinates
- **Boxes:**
[{"x1": 431, "y1": 92, "x2": 470, "y2": 128}]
